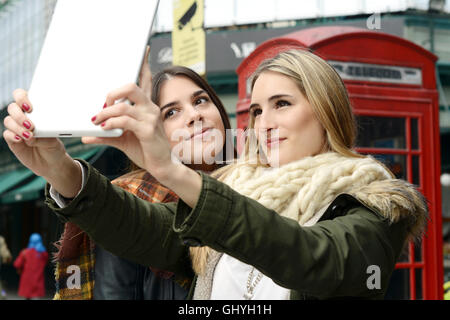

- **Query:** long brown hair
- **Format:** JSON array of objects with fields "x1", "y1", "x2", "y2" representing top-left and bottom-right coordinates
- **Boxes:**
[{"x1": 128, "y1": 66, "x2": 236, "y2": 171}]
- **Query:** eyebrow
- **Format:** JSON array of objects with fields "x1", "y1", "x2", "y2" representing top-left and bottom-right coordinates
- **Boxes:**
[
  {"x1": 160, "y1": 90, "x2": 207, "y2": 112},
  {"x1": 192, "y1": 90, "x2": 206, "y2": 98},
  {"x1": 249, "y1": 94, "x2": 294, "y2": 110}
]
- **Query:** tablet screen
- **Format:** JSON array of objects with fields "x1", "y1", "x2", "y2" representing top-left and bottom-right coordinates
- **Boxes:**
[{"x1": 28, "y1": 0, "x2": 159, "y2": 137}]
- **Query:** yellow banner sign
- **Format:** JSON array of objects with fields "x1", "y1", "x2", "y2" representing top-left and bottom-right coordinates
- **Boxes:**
[{"x1": 172, "y1": 0, "x2": 205, "y2": 75}]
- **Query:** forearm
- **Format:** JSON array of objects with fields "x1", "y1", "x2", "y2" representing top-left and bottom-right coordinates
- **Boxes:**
[
  {"x1": 45, "y1": 154, "x2": 82, "y2": 199},
  {"x1": 45, "y1": 159, "x2": 193, "y2": 277}
]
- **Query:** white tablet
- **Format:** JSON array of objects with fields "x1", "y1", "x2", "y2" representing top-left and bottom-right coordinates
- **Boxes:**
[{"x1": 28, "y1": 0, "x2": 159, "y2": 137}]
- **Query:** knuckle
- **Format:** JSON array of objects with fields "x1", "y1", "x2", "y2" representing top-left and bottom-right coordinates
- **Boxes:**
[
  {"x1": 116, "y1": 103, "x2": 128, "y2": 113},
  {"x1": 7, "y1": 103, "x2": 17, "y2": 114},
  {"x1": 13, "y1": 88, "x2": 27, "y2": 101},
  {"x1": 12, "y1": 88, "x2": 23, "y2": 97},
  {"x1": 3, "y1": 115, "x2": 13, "y2": 127},
  {"x1": 2, "y1": 130, "x2": 11, "y2": 142},
  {"x1": 3, "y1": 116, "x2": 9, "y2": 127},
  {"x1": 126, "y1": 82, "x2": 138, "y2": 91},
  {"x1": 106, "y1": 92, "x2": 113, "y2": 102},
  {"x1": 121, "y1": 117, "x2": 130, "y2": 127}
]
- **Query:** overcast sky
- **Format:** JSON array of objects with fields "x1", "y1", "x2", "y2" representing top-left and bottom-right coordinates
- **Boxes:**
[{"x1": 153, "y1": 0, "x2": 446, "y2": 32}]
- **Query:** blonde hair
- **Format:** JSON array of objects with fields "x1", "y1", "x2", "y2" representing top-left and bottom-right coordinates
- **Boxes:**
[{"x1": 190, "y1": 49, "x2": 384, "y2": 275}]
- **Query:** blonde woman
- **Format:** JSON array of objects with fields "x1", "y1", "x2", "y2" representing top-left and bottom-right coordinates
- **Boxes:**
[{"x1": 4, "y1": 49, "x2": 428, "y2": 299}]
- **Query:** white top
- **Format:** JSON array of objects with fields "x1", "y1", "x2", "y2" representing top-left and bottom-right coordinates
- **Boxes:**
[{"x1": 210, "y1": 254, "x2": 290, "y2": 300}]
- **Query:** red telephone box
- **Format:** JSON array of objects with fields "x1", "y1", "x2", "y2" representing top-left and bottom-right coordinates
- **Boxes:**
[{"x1": 236, "y1": 26, "x2": 443, "y2": 299}]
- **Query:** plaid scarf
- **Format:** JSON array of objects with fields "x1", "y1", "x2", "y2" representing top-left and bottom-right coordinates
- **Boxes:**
[{"x1": 53, "y1": 169, "x2": 191, "y2": 300}]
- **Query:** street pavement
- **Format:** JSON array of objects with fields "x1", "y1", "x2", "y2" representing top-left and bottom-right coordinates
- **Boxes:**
[{"x1": 2, "y1": 287, "x2": 53, "y2": 300}]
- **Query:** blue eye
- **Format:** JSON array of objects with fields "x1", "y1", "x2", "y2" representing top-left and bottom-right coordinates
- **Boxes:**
[
  {"x1": 276, "y1": 100, "x2": 291, "y2": 108},
  {"x1": 251, "y1": 108, "x2": 262, "y2": 117}
]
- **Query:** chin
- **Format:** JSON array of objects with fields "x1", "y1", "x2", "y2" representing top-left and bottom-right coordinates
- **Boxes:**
[{"x1": 265, "y1": 148, "x2": 284, "y2": 167}]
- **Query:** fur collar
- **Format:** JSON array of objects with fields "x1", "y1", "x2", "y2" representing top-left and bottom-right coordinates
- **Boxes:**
[{"x1": 221, "y1": 152, "x2": 428, "y2": 236}]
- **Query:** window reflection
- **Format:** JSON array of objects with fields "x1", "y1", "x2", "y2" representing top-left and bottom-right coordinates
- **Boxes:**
[
  {"x1": 356, "y1": 116, "x2": 406, "y2": 149},
  {"x1": 370, "y1": 154, "x2": 406, "y2": 180}
]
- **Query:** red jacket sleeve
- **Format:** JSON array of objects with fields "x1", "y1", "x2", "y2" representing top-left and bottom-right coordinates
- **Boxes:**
[{"x1": 13, "y1": 250, "x2": 25, "y2": 271}]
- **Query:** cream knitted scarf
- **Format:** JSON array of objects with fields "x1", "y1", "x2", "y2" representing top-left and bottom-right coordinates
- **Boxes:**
[
  {"x1": 220, "y1": 152, "x2": 391, "y2": 224},
  {"x1": 192, "y1": 152, "x2": 425, "y2": 299}
]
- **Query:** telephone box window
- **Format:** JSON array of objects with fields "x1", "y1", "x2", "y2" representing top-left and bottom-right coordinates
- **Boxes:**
[
  {"x1": 415, "y1": 239, "x2": 423, "y2": 262},
  {"x1": 356, "y1": 116, "x2": 406, "y2": 150},
  {"x1": 385, "y1": 269, "x2": 410, "y2": 300},
  {"x1": 370, "y1": 153, "x2": 407, "y2": 180},
  {"x1": 415, "y1": 269, "x2": 423, "y2": 300}
]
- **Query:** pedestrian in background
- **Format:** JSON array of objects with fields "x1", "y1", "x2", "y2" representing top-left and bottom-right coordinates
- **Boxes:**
[
  {"x1": 13, "y1": 233, "x2": 48, "y2": 300},
  {"x1": 0, "y1": 235, "x2": 12, "y2": 299}
]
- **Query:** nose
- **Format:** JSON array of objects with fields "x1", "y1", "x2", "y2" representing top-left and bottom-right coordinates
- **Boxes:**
[
  {"x1": 256, "y1": 108, "x2": 277, "y2": 131},
  {"x1": 186, "y1": 105, "x2": 204, "y2": 127},
  {"x1": 255, "y1": 108, "x2": 278, "y2": 141}
]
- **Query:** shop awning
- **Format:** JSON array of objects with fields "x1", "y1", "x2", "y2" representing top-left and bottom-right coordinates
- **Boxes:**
[
  {"x1": 0, "y1": 168, "x2": 35, "y2": 195},
  {"x1": 0, "y1": 175, "x2": 47, "y2": 204},
  {"x1": 0, "y1": 146, "x2": 104, "y2": 204}
]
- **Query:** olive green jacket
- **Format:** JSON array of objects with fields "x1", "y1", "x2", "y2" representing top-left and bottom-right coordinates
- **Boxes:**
[{"x1": 45, "y1": 160, "x2": 427, "y2": 299}]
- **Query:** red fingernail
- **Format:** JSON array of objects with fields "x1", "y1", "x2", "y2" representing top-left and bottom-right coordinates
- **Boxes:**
[
  {"x1": 22, "y1": 103, "x2": 30, "y2": 111},
  {"x1": 101, "y1": 122, "x2": 105, "y2": 127},
  {"x1": 15, "y1": 135, "x2": 21, "y2": 141},
  {"x1": 23, "y1": 121, "x2": 31, "y2": 129},
  {"x1": 22, "y1": 131, "x2": 30, "y2": 139},
  {"x1": 103, "y1": 103, "x2": 107, "y2": 109},
  {"x1": 91, "y1": 116, "x2": 96, "y2": 122}
]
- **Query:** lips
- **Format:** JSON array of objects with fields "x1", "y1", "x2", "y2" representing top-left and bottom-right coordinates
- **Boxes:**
[
  {"x1": 266, "y1": 137, "x2": 286, "y2": 147},
  {"x1": 189, "y1": 128, "x2": 211, "y2": 140}
]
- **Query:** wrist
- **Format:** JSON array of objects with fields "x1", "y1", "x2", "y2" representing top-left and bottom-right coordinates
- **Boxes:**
[
  {"x1": 46, "y1": 155, "x2": 82, "y2": 198},
  {"x1": 154, "y1": 162, "x2": 186, "y2": 187}
]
